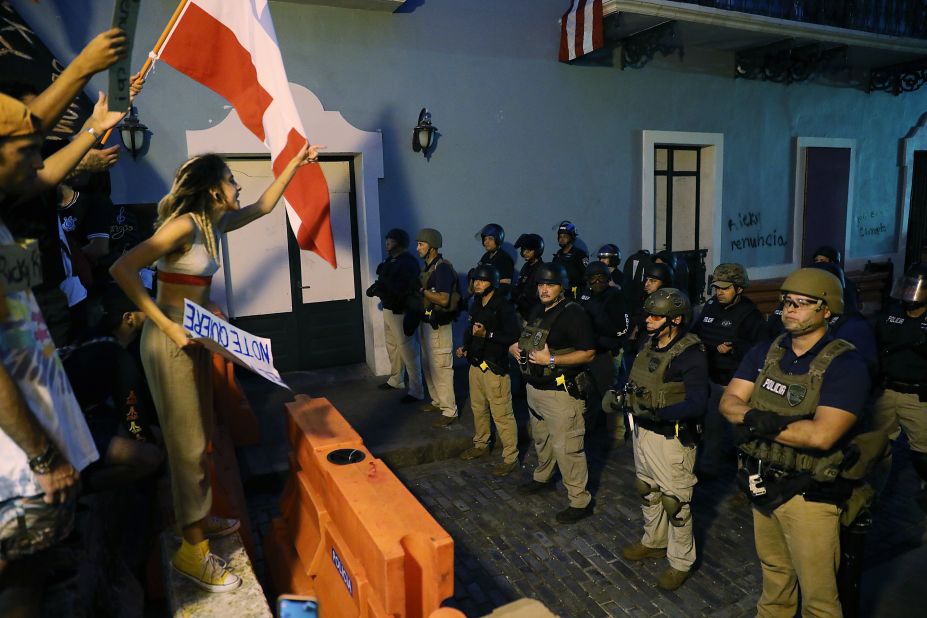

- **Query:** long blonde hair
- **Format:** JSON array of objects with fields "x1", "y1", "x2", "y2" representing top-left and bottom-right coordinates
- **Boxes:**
[{"x1": 156, "y1": 154, "x2": 230, "y2": 260}]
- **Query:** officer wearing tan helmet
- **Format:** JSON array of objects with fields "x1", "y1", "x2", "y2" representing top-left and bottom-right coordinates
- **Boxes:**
[{"x1": 720, "y1": 267, "x2": 874, "y2": 617}]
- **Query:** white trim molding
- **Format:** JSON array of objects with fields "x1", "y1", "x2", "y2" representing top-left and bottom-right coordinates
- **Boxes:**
[
  {"x1": 895, "y1": 113, "x2": 927, "y2": 270},
  {"x1": 186, "y1": 83, "x2": 389, "y2": 376}
]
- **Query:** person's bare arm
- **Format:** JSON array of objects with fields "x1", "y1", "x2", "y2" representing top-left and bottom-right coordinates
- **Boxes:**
[
  {"x1": 720, "y1": 378, "x2": 755, "y2": 424},
  {"x1": 771, "y1": 407, "x2": 857, "y2": 451},
  {"x1": 527, "y1": 344, "x2": 595, "y2": 367},
  {"x1": 69, "y1": 145, "x2": 120, "y2": 176},
  {"x1": 219, "y1": 142, "x2": 324, "y2": 233},
  {"x1": 27, "y1": 29, "x2": 127, "y2": 130},
  {"x1": 423, "y1": 289, "x2": 450, "y2": 307}
]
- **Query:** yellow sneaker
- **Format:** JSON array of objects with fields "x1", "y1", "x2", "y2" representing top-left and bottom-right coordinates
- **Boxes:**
[{"x1": 171, "y1": 539, "x2": 242, "y2": 593}]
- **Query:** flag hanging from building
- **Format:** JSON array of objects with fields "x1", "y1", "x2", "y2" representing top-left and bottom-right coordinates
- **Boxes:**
[
  {"x1": 156, "y1": 0, "x2": 337, "y2": 268},
  {"x1": 559, "y1": 0, "x2": 604, "y2": 63}
]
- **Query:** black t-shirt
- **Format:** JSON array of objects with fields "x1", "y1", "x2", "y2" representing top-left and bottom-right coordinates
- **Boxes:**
[
  {"x1": 58, "y1": 190, "x2": 114, "y2": 246},
  {"x1": 528, "y1": 300, "x2": 596, "y2": 352},
  {"x1": 464, "y1": 290, "x2": 520, "y2": 369},
  {"x1": 98, "y1": 204, "x2": 142, "y2": 270},
  {"x1": 4, "y1": 191, "x2": 65, "y2": 288}
]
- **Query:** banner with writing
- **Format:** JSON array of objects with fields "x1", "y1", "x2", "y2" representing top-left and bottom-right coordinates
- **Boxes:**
[
  {"x1": 0, "y1": 4, "x2": 94, "y2": 146},
  {"x1": 108, "y1": 0, "x2": 141, "y2": 112},
  {"x1": 0, "y1": 239, "x2": 43, "y2": 293},
  {"x1": 182, "y1": 298, "x2": 289, "y2": 390}
]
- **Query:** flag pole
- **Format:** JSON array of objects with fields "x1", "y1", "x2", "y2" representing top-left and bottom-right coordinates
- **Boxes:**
[{"x1": 102, "y1": 0, "x2": 189, "y2": 144}]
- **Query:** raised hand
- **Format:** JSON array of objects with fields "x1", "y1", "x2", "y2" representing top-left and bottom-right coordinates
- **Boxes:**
[{"x1": 75, "y1": 28, "x2": 128, "y2": 76}]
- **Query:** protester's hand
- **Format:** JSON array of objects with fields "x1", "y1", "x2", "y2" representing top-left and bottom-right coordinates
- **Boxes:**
[
  {"x1": 128, "y1": 71, "x2": 145, "y2": 104},
  {"x1": 455, "y1": 346, "x2": 466, "y2": 358},
  {"x1": 85, "y1": 91, "x2": 127, "y2": 134},
  {"x1": 290, "y1": 141, "x2": 326, "y2": 169},
  {"x1": 77, "y1": 146, "x2": 120, "y2": 173},
  {"x1": 472, "y1": 322, "x2": 486, "y2": 338},
  {"x1": 164, "y1": 321, "x2": 196, "y2": 350},
  {"x1": 743, "y1": 409, "x2": 791, "y2": 438},
  {"x1": 717, "y1": 341, "x2": 733, "y2": 354},
  {"x1": 36, "y1": 459, "x2": 80, "y2": 505},
  {"x1": 74, "y1": 28, "x2": 127, "y2": 76}
]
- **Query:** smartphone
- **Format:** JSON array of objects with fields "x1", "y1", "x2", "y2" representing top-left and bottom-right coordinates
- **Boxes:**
[{"x1": 277, "y1": 595, "x2": 319, "y2": 618}]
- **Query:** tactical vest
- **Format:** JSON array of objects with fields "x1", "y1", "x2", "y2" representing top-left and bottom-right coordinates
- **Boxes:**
[
  {"x1": 419, "y1": 257, "x2": 461, "y2": 319},
  {"x1": 518, "y1": 300, "x2": 576, "y2": 383},
  {"x1": 580, "y1": 286, "x2": 623, "y2": 353},
  {"x1": 698, "y1": 296, "x2": 759, "y2": 383},
  {"x1": 466, "y1": 294, "x2": 509, "y2": 372},
  {"x1": 739, "y1": 334, "x2": 855, "y2": 482},
  {"x1": 877, "y1": 306, "x2": 927, "y2": 383},
  {"x1": 627, "y1": 332, "x2": 702, "y2": 421}
]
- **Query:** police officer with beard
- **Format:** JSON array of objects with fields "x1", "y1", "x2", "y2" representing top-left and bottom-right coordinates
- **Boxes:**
[
  {"x1": 873, "y1": 262, "x2": 927, "y2": 511},
  {"x1": 367, "y1": 228, "x2": 424, "y2": 403},
  {"x1": 476, "y1": 223, "x2": 515, "y2": 299},
  {"x1": 551, "y1": 221, "x2": 588, "y2": 300},
  {"x1": 720, "y1": 268, "x2": 871, "y2": 617},
  {"x1": 579, "y1": 261, "x2": 630, "y2": 444},
  {"x1": 690, "y1": 263, "x2": 765, "y2": 477},
  {"x1": 512, "y1": 233, "x2": 544, "y2": 321},
  {"x1": 621, "y1": 288, "x2": 708, "y2": 591},
  {"x1": 509, "y1": 262, "x2": 596, "y2": 523},
  {"x1": 456, "y1": 265, "x2": 521, "y2": 477}
]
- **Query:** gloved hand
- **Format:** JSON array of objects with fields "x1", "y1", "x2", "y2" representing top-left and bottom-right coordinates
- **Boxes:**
[
  {"x1": 743, "y1": 409, "x2": 791, "y2": 438},
  {"x1": 602, "y1": 390, "x2": 624, "y2": 414}
]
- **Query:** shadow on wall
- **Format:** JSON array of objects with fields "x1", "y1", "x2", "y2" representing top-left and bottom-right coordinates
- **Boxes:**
[{"x1": 395, "y1": 0, "x2": 427, "y2": 15}]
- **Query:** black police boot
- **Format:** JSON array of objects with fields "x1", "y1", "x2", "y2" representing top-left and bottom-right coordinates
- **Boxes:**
[
  {"x1": 555, "y1": 503, "x2": 594, "y2": 524},
  {"x1": 517, "y1": 479, "x2": 556, "y2": 495}
]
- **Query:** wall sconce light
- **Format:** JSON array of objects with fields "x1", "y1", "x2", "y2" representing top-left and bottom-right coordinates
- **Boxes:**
[
  {"x1": 117, "y1": 106, "x2": 149, "y2": 159},
  {"x1": 412, "y1": 108, "x2": 437, "y2": 157}
]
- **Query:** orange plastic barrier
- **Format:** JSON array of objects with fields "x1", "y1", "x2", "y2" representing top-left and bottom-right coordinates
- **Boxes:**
[{"x1": 265, "y1": 394, "x2": 454, "y2": 618}]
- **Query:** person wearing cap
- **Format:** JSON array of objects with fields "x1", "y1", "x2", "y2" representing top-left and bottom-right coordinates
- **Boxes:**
[
  {"x1": 596, "y1": 243, "x2": 624, "y2": 288},
  {"x1": 456, "y1": 265, "x2": 520, "y2": 476},
  {"x1": 512, "y1": 233, "x2": 545, "y2": 321},
  {"x1": 621, "y1": 288, "x2": 707, "y2": 591},
  {"x1": 551, "y1": 220, "x2": 588, "y2": 300},
  {"x1": 873, "y1": 262, "x2": 927, "y2": 511},
  {"x1": 509, "y1": 262, "x2": 596, "y2": 523},
  {"x1": 720, "y1": 268, "x2": 871, "y2": 617},
  {"x1": 415, "y1": 228, "x2": 460, "y2": 426},
  {"x1": 578, "y1": 261, "x2": 630, "y2": 444},
  {"x1": 476, "y1": 223, "x2": 514, "y2": 299},
  {"x1": 690, "y1": 263, "x2": 765, "y2": 477},
  {"x1": 367, "y1": 228, "x2": 424, "y2": 404}
]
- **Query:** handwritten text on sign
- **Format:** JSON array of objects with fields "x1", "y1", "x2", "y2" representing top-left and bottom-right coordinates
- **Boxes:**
[
  {"x1": 182, "y1": 299, "x2": 289, "y2": 390},
  {"x1": 0, "y1": 239, "x2": 42, "y2": 293}
]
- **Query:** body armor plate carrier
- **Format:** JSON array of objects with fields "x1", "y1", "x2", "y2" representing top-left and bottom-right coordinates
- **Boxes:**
[{"x1": 627, "y1": 333, "x2": 702, "y2": 421}]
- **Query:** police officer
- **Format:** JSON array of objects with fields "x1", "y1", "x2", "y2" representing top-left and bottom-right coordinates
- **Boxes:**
[
  {"x1": 456, "y1": 265, "x2": 521, "y2": 476},
  {"x1": 690, "y1": 263, "x2": 765, "y2": 477},
  {"x1": 509, "y1": 262, "x2": 595, "y2": 523},
  {"x1": 512, "y1": 233, "x2": 544, "y2": 321},
  {"x1": 476, "y1": 223, "x2": 515, "y2": 298},
  {"x1": 551, "y1": 221, "x2": 588, "y2": 300},
  {"x1": 596, "y1": 243, "x2": 624, "y2": 288},
  {"x1": 720, "y1": 268, "x2": 871, "y2": 617},
  {"x1": 627, "y1": 260, "x2": 675, "y2": 354},
  {"x1": 579, "y1": 261, "x2": 630, "y2": 444},
  {"x1": 415, "y1": 228, "x2": 460, "y2": 427},
  {"x1": 367, "y1": 229, "x2": 424, "y2": 403},
  {"x1": 621, "y1": 288, "x2": 707, "y2": 591},
  {"x1": 873, "y1": 262, "x2": 927, "y2": 510}
]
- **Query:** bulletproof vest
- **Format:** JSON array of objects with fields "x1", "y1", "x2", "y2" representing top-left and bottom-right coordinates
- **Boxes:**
[
  {"x1": 518, "y1": 300, "x2": 576, "y2": 382},
  {"x1": 627, "y1": 332, "x2": 702, "y2": 421},
  {"x1": 419, "y1": 257, "x2": 461, "y2": 317},
  {"x1": 698, "y1": 296, "x2": 756, "y2": 383},
  {"x1": 580, "y1": 286, "x2": 623, "y2": 353},
  {"x1": 878, "y1": 306, "x2": 927, "y2": 383},
  {"x1": 739, "y1": 334, "x2": 855, "y2": 482}
]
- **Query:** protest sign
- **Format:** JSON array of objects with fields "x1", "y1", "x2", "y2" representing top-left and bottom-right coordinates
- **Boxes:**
[
  {"x1": 109, "y1": 0, "x2": 142, "y2": 111},
  {"x1": 0, "y1": 239, "x2": 42, "y2": 293},
  {"x1": 182, "y1": 298, "x2": 289, "y2": 390}
]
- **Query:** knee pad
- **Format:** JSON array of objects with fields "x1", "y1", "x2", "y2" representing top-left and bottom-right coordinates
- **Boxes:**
[
  {"x1": 635, "y1": 478, "x2": 660, "y2": 505},
  {"x1": 660, "y1": 493, "x2": 691, "y2": 527}
]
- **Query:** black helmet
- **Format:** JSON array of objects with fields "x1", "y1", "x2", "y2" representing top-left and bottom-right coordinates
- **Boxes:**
[
  {"x1": 514, "y1": 233, "x2": 544, "y2": 256},
  {"x1": 556, "y1": 220, "x2": 577, "y2": 238},
  {"x1": 385, "y1": 228, "x2": 409, "y2": 248},
  {"x1": 891, "y1": 262, "x2": 927, "y2": 303},
  {"x1": 596, "y1": 243, "x2": 621, "y2": 266},
  {"x1": 534, "y1": 262, "x2": 569, "y2": 288},
  {"x1": 643, "y1": 260, "x2": 674, "y2": 286},
  {"x1": 471, "y1": 264, "x2": 500, "y2": 288},
  {"x1": 644, "y1": 288, "x2": 691, "y2": 321},
  {"x1": 477, "y1": 223, "x2": 505, "y2": 245},
  {"x1": 584, "y1": 261, "x2": 610, "y2": 280},
  {"x1": 812, "y1": 245, "x2": 842, "y2": 264}
]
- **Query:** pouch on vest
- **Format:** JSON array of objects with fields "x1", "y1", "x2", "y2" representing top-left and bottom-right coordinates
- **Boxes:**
[{"x1": 840, "y1": 484, "x2": 875, "y2": 527}]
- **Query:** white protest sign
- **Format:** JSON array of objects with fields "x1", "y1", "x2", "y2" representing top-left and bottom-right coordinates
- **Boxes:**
[
  {"x1": 182, "y1": 298, "x2": 290, "y2": 390},
  {"x1": 0, "y1": 239, "x2": 42, "y2": 293}
]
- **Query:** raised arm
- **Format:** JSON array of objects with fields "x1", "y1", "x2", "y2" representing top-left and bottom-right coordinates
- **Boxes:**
[{"x1": 220, "y1": 141, "x2": 324, "y2": 233}]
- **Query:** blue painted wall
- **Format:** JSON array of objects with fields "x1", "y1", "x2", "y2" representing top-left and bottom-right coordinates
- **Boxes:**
[{"x1": 11, "y1": 0, "x2": 925, "y2": 272}]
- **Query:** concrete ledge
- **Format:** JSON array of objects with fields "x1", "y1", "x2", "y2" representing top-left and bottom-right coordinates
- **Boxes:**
[{"x1": 160, "y1": 531, "x2": 271, "y2": 617}]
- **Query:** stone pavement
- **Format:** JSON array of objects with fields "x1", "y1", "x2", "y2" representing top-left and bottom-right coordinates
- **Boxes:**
[{"x1": 240, "y1": 364, "x2": 927, "y2": 617}]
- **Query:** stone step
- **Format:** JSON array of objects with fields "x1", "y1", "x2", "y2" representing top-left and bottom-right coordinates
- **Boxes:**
[{"x1": 160, "y1": 531, "x2": 271, "y2": 617}]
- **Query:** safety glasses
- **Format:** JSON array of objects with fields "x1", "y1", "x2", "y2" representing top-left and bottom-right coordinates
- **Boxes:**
[{"x1": 780, "y1": 294, "x2": 823, "y2": 310}]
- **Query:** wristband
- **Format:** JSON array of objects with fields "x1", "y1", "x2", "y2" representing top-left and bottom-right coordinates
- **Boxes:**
[
  {"x1": 549, "y1": 355, "x2": 556, "y2": 369},
  {"x1": 86, "y1": 126, "x2": 101, "y2": 141},
  {"x1": 28, "y1": 442, "x2": 59, "y2": 475}
]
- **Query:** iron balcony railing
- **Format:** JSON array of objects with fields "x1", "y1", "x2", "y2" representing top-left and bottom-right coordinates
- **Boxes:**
[{"x1": 676, "y1": 1, "x2": 927, "y2": 39}]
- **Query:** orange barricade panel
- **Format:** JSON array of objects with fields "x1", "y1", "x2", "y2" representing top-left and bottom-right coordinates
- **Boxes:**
[
  {"x1": 285, "y1": 394, "x2": 363, "y2": 452},
  {"x1": 316, "y1": 525, "x2": 369, "y2": 618},
  {"x1": 283, "y1": 469, "x2": 331, "y2": 576},
  {"x1": 264, "y1": 518, "x2": 315, "y2": 599}
]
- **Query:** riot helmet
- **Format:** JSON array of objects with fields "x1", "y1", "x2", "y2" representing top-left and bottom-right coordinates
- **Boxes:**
[
  {"x1": 514, "y1": 233, "x2": 544, "y2": 257},
  {"x1": 812, "y1": 245, "x2": 842, "y2": 264},
  {"x1": 597, "y1": 243, "x2": 621, "y2": 268},
  {"x1": 385, "y1": 228, "x2": 409, "y2": 248},
  {"x1": 890, "y1": 262, "x2": 927, "y2": 304},
  {"x1": 643, "y1": 260, "x2": 674, "y2": 287},
  {"x1": 470, "y1": 264, "x2": 500, "y2": 288},
  {"x1": 477, "y1": 223, "x2": 505, "y2": 246},
  {"x1": 534, "y1": 262, "x2": 569, "y2": 289},
  {"x1": 556, "y1": 220, "x2": 578, "y2": 239}
]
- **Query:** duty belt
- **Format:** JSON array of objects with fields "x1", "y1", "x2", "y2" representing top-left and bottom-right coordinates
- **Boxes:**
[{"x1": 737, "y1": 452, "x2": 795, "y2": 482}]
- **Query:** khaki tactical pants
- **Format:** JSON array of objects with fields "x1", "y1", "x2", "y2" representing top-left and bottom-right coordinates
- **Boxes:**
[
  {"x1": 632, "y1": 424, "x2": 697, "y2": 571},
  {"x1": 383, "y1": 309, "x2": 424, "y2": 399},
  {"x1": 526, "y1": 385, "x2": 591, "y2": 508},
  {"x1": 420, "y1": 321, "x2": 457, "y2": 417},
  {"x1": 469, "y1": 365, "x2": 518, "y2": 463},
  {"x1": 873, "y1": 388, "x2": 927, "y2": 452},
  {"x1": 753, "y1": 495, "x2": 842, "y2": 618}
]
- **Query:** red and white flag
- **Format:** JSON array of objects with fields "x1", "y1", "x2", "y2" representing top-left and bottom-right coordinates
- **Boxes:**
[
  {"x1": 156, "y1": 0, "x2": 337, "y2": 268},
  {"x1": 559, "y1": 0, "x2": 604, "y2": 63}
]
